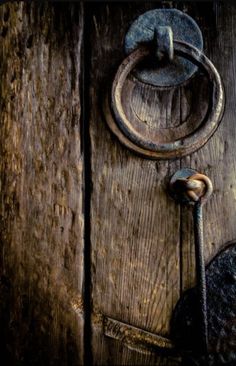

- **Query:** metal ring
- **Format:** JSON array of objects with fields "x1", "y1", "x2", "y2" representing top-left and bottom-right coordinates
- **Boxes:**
[
  {"x1": 187, "y1": 173, "x2": 213, "y2": 204},
  {"x1": 111, "y1": 40, "x2": 225, "y2": 159}
]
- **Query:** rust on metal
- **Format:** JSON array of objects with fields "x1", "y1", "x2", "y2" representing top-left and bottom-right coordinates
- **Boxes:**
[
  {"x1": 109, "y1": 40, "x2": 225, "y2": 159},
  {"x1": 170, "y1": 172, "x2": 213, "y2": 204},
  {"x1": 186, "y1": 173, "x2": 213, "y2": 204},
  {"x1": 169, "y1": 169, "x2": 213, "y2": 205}
]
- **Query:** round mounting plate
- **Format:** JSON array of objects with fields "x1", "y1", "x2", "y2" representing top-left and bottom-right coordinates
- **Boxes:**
[{"x1": 124, "y1": 9, "x2": 203, "y2": 87}]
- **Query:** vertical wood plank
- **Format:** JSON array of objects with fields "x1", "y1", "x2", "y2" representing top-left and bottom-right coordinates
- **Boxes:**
[
  {"x1": 180, "y1": 3, "x2": 236, "y2": 293},
  {"x1": 89, "y1": 2, "x2": 236, "y2": 364},
  {"x1": 0, "y1": 3, "x2": 84, "y2": 365},
  {"x1": 88, "y1": 3, "x2": 181, "y2": 364}
]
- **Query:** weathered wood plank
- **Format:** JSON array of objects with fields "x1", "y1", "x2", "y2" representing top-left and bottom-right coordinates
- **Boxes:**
[
  {"x1": 88, "y1": 2, "x2": 236, "y2": 364},
  {"x1": 180, "y1": 3, "x2": 236, "y2": 293},
  {"x1": 89, "y1": 3, "x2": 182, "y2": 364},
  {"x1": 0, "y1": 3, "x2": 84, "y2": 365},
  {"x1": 1, "y1": 2, "x2": 235, "y2": 365}
]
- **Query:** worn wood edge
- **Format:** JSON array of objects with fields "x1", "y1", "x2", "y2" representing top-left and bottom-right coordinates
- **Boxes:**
[{"x1": 103, "y1": 316, "x2": 176, "y2": 354}]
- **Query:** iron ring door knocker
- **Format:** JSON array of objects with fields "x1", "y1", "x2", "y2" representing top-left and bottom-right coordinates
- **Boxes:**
[
  {"x1": 105, "y1": 8, "x2": 225, "y2": 159},
  {"x1": 110, "y1": 40, "x2": 224, "y2": 159}
]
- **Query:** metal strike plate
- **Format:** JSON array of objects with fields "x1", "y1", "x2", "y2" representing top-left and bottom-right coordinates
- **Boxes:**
[
  {"x1": 171, "y1": 243, "x2": 236, "y2": 365},
  {"x1": 125, "y1": 9, "x2": 203, "y2": 87}
]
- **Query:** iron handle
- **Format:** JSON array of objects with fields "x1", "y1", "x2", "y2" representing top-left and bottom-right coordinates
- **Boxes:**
[
  {"x1": 105, "y1": 9, "x2": 225, "y2": 160},
  {"x1": 170, "y1": 169, "x2": 213, "y2": 361},
  {"x1": 107, "y1": 40, "x2": 224, "y2": 159}
]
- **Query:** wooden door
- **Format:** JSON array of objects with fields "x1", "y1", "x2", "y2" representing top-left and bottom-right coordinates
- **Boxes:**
[{"x1": 0, "y1": 2, "x2": 236, "y2": 365}]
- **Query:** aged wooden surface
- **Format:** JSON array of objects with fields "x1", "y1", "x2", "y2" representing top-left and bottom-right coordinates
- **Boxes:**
[
  {"x1": 89, "y1": 3, "x2": 181, "y2": 365},
  {"x1": 180, "y1": 2, "x2": 236, "y2": 292},
  {"x1": 0, "y1": 3, "x2": 84, "y2": 365},
  {"x1": 1, "y1": 2, "x2": 236, "y2": 365},
  {"x1": 89, "y1": 2, "x2": 236, "y2": 365}
]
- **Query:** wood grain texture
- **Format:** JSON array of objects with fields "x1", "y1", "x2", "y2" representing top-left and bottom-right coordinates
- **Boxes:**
[
  {"x1": 89, "y1": 3, "x2": 182, "y2": 365},
  {"x1": 180, "y1": 2, "x2": 236, "y2": 293},
  {"x1": 89, "y1": 2, "x2": 236, "y2": 365},
  {"x1": 0, "y1": 3, "x2": 84, "y2": 365},
  {"x1": 1, "y1": 2, "x2": 235, "y2": 365}
]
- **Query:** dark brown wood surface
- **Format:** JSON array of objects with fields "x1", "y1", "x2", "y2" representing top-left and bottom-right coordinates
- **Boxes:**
[
  {"x1": 89, "y1": 3, "x2": 181, "y2": 365},
  {"x1": 181, "y1": 2, "x2": 236, "y2": 291},
  {"x1": 1, "y1": 1, "x2": 236, "y2": 366},
  {"x1": 88, "y1": 2, "x2": 236, "y2": 365},
  {"x1": 0, "y1": 3, "x2": 84, "y2": 365}
]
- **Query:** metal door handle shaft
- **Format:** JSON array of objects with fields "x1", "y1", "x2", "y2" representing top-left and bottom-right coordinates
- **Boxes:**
[{"x1": 170, "y1": 169, "x2": 213, "y2": 358}]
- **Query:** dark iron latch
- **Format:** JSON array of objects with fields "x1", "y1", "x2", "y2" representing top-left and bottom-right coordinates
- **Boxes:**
[
  {"x1": 170, "y1": 170, "x2": 236, "y2": 365},
  {"x1": 124, "y1": 8, "x2": 203, "y2": 87},
  {"x1": 151, "y1": 26, "x2": 174, "y2": 62},
  {"x1": 170, "y1": 169, "x2": 213, "y2": 363}
]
